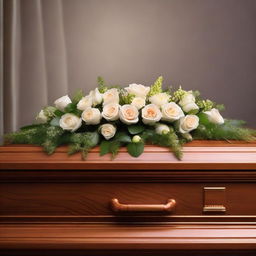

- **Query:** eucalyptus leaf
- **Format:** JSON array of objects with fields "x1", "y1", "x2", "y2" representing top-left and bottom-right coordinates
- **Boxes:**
[
  {"x1": 50, "y1": 117, "x2": 60, "y2": 127},
  {"x1": 128, "y1": 125, "x2": 145, "y2": 135},
  {"x1": 115, "y1": 132, "x2": 131, "y2": 143}
]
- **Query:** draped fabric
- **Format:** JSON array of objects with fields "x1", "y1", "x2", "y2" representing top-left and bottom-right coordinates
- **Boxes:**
[{"x1": 4, "y1": 0, "x2": 69, "y2": 134}]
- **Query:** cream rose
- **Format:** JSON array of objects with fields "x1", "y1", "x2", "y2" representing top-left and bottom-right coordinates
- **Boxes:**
[
  {"x1": 182, "y1": 102, "x2": 199, "y2": 113},
  {"x1": 131, "y1": 97, "x2": 146, "y2": 109},
  {"x1": 155, "y1": 123, "x2": 170, "y2": 135},
  {"x1": 141, "y1": 104, "x2": 162, "y2": 125},
  {"x1": 204, "y1": 108, "x2": 224, "y2": 124},
  {"x1": 90, "y1": 88, "x2": 103, "y2": 106},
  {"x1": 161, "y1": 102, "x2": 184, "y2": 122},
  {"x1": 54, "y1": 95, "x2": 72, "y2": 111},
  {"x1": 59, "y1": 113, "x2": 82, "y2": 132},
  {"x1": 103, "y1": 88, "x2": 119, "y2": 105},
  {"x1": 82, "y1": 107, "x2": 101, "y2": 125},
  {"x1": 179, "y1": 115, "x2": 199, "y2": 133},
  {"x1": 119, "y1": 104, "x2": 139, "y2": 125},
  {"x1": 36, "y1": 110, "x2": 48, "y2": 124},
  {"x1": 149, "y1": 93, "x2": 170, "y2": 107},
  {"x1": 77, "y1": 95, "x2": 93, "y2": 111},
  {"x1": 125, "y1": 83, "x2": 150, "y2": 98},
  {"x1": 100, "y1": 123, "x2": 116, "y2": 140},
  {"x1": 179, "y1": 92, "x2": 195, "y2": 107},
  {"x1": 102, "y1": 103, "x2": 119, "y2": 121}
]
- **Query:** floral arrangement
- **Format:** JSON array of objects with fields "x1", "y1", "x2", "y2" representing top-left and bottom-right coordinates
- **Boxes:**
[{"x1": 5, "y1": 76, "x2": 256, "y2": 160}]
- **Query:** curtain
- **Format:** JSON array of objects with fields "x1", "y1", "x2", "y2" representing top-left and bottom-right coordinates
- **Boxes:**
[
  {"x1": 4, "y1": 0, "x2": 68, "y2": 135},
  {"x1": 0, "y1": 0, "x2": 3, "y2": 143}
]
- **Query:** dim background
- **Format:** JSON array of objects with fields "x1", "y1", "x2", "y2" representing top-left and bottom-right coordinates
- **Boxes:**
[{"x1": 1, "y1": 0, "x2": 256, "y2": 140}]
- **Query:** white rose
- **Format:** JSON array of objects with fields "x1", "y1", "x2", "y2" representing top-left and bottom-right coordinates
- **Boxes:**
[
  {"x1": 100, "y1": 123, "x2": 116, "y2": 140},
  {"x1": 155, "y1": 123, "x2": 170, "y2": 135},
  {"x1": 161, "y1": 102, "x2": 184, "y2": 122},
  {"x1": 119, "y1": 104, "x2": 139, "y2": 125},
  {"x1": 149, "y1": 93, "x2": 170, "y2": 107},
  {"x1": 103, "y1": 88, "x2": 119, "y2": 105},
  {"x1": 36, "y1": 110, "x2": 48, "y2": 124},
  {"x1": 59, "y1": 113, "x2": 82, "y2": 132},
  {"x1": 90, "y1": 88, "x2": 103, "y2": 106},
  {"x1": 179, "y1": 115, "x2": 199, "y2": 133},
  {"x1": 77, "y1": 95, "x2": 93, "y2": 111},
  {"x1": 182, "y1": 102, "x2": 199, "y2": 113},
  {"x1": 102, "y1": 103, "x2": 119, "y2": 121},
  {"x1": 179, "y1": 92, "x2": 195, "y2": 107},
  {"x1": 125, "y1": 83, "x2": 150, "y2": 98},
  {"x1": 141, "y1": 104, "x2": 162, "y2": 125},
  {"x1": 131, "y1": 97, "x2": 146, "y2": 109},
  {"x1": 82, "y1": 107, "x2": 101, "y2": 125},
  {"x1": 204, "y1": 108, "x2": 224, "y2": 124},
  {"x1": 54, "y1": 95, "x2": 72, "y2": 111}
]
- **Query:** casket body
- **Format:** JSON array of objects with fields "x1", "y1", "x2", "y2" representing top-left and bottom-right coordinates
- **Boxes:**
[{"x1": 0, "y1": 141, "x2": 256, "y2": 256}]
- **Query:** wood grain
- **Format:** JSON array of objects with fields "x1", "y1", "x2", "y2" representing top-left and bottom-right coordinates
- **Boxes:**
[
  {"x1": 1, "y1": 223, "x2": 256, "y2": 251},
  {"x1": 0, "y1": 141, "x2": 256, "y2": 170},
  {"x1": 0, "y1": 182, "x2": 256, "y2": 221}
]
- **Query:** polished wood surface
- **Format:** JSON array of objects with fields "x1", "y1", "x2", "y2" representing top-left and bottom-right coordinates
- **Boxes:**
[
  {"x1": 1, "y1": 142, "x2": 256, "y2": 255},
  {"x1": 0, "y1": 141, "x2": 256, "y2": 169},
  {"x1": 1, "y1": 182, "x2": 256, "y2": 220}
]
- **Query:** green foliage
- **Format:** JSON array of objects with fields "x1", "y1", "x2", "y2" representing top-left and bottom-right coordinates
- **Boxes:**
[
  {"x1": 140, "y1": 128, "x2": 183, "y2": 160},
  {"x1": 127, "y1": 124, "x2": 145, "y2": 135},
  {"x1": 119, "y1": 89, "x2": 135, "y2": 105},
  {"x1": 127, "y1": 142, "x2": 144, "y2": 157},
  {"x1": 5, "y1": 124, "x2": 47, "y2": 145},
  {"x1": 64, "y1": 103, "x2": 82, "y2": 116},
  {"x1": 50, "y1": 117, "x2": 60, "y2": 127},
  {"x1": 43, "y1": 106, "x2": 57, "y2": 119},
  {"x1": 68, "y1": 132, "x2": 99, "y2": 158},
  {"x1": 99, "y1": 140, "x2": 121, "y2": 159},
  {"x1": 148, "y1": 76, "x2": 163, "y2": 97},
  {"x1": 5, "y1": 125, "x2": 65, "y2": 155},
  {"x1": 171, "y1": 87, "x2": 187, "y2": 102},
  {"x1": 114, "y1": 132, "x2": 132, "y2": 143},
  {"x1": 193, "y1": 114, "x2": 256, "y2": 142},
  {"x1": 72, "y1": 90, "x2": 84, "y2": 104},
  {"x1": 54, "y1": 109, "x2": 65, "y2": 117},
  {"x1": 196, "y1": 99, "x2": 214, "y2": 111},
  {"x1": 97, "y1": 76, "x2": 108, "y2": 93}
]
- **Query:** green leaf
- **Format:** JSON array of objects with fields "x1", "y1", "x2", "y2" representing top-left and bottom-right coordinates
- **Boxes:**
[
  {"x1": 64, "y1": 103, "x2": 77, "y2": 113},
  {"x1": 197, "y1": 113, "x2": 211, "y2": 126},
  {"x1": 114, "y1": 132, "x2": 132, "y2": 143},
  {"x1": 128, "y1": 124, "x2": 145, "y2": 135},
  {"x1": 100, "y1": 140, "x2": 110, "y2": 156},
  {"x1": 54, "y1": 109, "x2": 64, "y2": 117},
  {"x1": 127, "y1": 142, "x2": 144, "y2": 157},
  {"x1": 72, "y1": 89, "x2": 84, "y2": 104},
  {"x1": 109, "y1": 141, "x2": 121, "y2": 159},
  {"x1": 50, "y1": 117, "x2": 60, "y2": 127},
  {"x1": 20, "y1": 124, "x2": 44, "y2": 130}
]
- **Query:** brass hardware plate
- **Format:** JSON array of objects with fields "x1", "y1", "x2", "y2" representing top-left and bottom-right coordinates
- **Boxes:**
[{"x1": 203, "y1": 187, "x2": 226, "y2": 213}]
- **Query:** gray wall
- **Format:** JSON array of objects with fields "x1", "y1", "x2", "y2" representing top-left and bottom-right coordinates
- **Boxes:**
[
  {"x1": 62, "y1": 0, "x2": 256, "y2": 126},
  {"x1": 4, "y1": 0, "x2": 256, "y2": 128}
]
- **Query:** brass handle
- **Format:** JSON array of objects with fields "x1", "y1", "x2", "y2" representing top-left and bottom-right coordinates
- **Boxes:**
[{"x1": 111, "y1": 198, "x2": 176, "y2": 212}]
